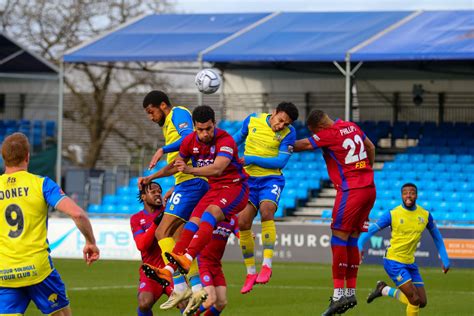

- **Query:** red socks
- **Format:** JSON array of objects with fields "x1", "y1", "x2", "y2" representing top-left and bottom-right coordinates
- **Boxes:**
[
  {"x1": 331, "y1": 236, "x2": 348, "y2": 288},
  {"x1": 187, "y1": 221, "x2": 214, "y2": 258},
  {"x1": 346, "y1": 237, "x2": 359, "y2": 289}
]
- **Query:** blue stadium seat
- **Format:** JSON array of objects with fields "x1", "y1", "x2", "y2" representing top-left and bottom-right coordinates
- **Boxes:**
[
  {"x1": 383, "y1": 162, "x2": 398, "y2": 170},
  {"x1": 275, "y1": 207, "x2": 284, "y2": 218},
  {"x1": 441, "y1": 155, "x2": 457, "y2": 164},
  {"x1": 117, "y1": 205, "x2": 131, "y2": 214},
  {"x1": 419, "y1": 200, "x2": 432, "y2": 211},
  {"x1": 117, "y1": 186, "x2": 133, "y2": 195},
  {"x1": 118, "y1": 195, "x2": 133, "y2": 204},
  {"x1": 380, "y1": 190, "x2": 396, "y2": 200},
  {"x1": 87, "y1": 204, "x2": 102, "y2": 213},
  {"x1": 437, "y1": 173, "x2": 452, "y2": 182},
  {"x1": 102, "y1": 204, "x2": 116, "y2": 213},
  {"x1": 394, "y1": 154, "x2": 409, "y2": 162},
  {"x1": 453, "y1": 202, "x2": 466, "y2": 213},
  {"x1": 430, "y1": 163, "x2": 446, "y2": 172},
  {"x1": 45, "y1": 121, "x2": 56, "y2": 137},
  {"x1": 412, "y1": 154, "x2": 425, "y2": 163},
  {"x1": 457, "y1": 155, "x2": 472, "y2": 164},
  {"x1": 129, "y1": 177, "x2": 140, "y2": 187},
  {"x1": 102, "y1": 194, "x2": 117, "y2": 205},
  {"x1": 321, "y1": 210, "x2": 332, "y2": 219},
  {"x1": 436, "y1": 201, "x2": 450, "y2": 214}
]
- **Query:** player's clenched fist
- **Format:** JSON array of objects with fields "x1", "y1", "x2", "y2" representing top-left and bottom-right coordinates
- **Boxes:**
[
  {"x1": 174, "y1": 159, "x2": 189, "y2": 173},
  {"x1": 83, "y1": 243, "x2": 100, "y2": 266},
  {"x1": 138, "y1": 176, "x2": 151, "y2": 190}
]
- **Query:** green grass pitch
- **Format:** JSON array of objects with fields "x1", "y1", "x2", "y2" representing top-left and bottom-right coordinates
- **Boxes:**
[{"x1": 26, "y1": 259, "x2": 473, "y2": 315}]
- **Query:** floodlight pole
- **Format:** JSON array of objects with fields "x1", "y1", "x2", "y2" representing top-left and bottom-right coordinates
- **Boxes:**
[
  {"x1": 333, "y1": 55, "x2": 362, "y2": 122},
  {"x1": 56, "y1": 61, "x2": 64, "y2": 185},
  {"x1": 344, "y1": 54, "x2": 351, "y2": 121}
]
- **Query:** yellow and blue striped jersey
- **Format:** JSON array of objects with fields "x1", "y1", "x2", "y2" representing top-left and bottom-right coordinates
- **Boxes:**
[
  {"x1": 0, "y1": 171, "x2": 66, "y2": 287},
  {"x1": 375, "y1": 204, "x2": 433, "y2": 264},
  {"x1": 162, "y1": 106, "x2": 201, "y2": 185},
  {"x1": 234, "y1": 113, "x2": 296, "y2": 177}
]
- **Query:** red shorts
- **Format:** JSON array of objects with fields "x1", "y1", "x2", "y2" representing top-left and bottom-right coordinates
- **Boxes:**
[
  {"x1": 138, "y1": 270, "x2": 172, "y2": 300},
  {"x1": 191, "y1": 181, "x2": 249, "y2": 220},
  {"x1": 199, "y1": 263, "x2": 226, "y2": 287},
  {"x1": 331, "y1": 186, "x2": 376, "y2": 233}
]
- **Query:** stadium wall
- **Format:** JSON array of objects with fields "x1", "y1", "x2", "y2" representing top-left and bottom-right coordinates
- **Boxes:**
[
  {"x1": 47, "y1": 218, "x2": 473, "y2": 268},
  {"x1": 0, "y1": 77, "x2": 59, "y2": 120}
]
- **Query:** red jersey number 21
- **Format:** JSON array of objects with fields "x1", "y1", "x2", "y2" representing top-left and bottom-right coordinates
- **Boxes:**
[{"x1": 343, "y1": 135, "x2": 367, "y2": 164}]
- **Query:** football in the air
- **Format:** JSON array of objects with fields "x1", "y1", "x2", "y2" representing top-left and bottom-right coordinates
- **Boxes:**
[{"x1": 195, "y1": 68, "x2": 221, "y2": 94}]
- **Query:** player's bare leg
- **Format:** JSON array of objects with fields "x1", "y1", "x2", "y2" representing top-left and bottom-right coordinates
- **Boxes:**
[
  {"x1": 194, "y1": 285, "x2": 216, "y2": 315},
  {"x1": 367, "y1": 280, "x2": 427, "y2": 314},
  {"x1": 194, "y1": 285, "x2": 227, "y2": 316},
  {"x1": 257, "y1": 201, "x2": 277, "y2": 284},
  {"x1": 137, "y1": 292, "x2": 156, "y2": 316},
  {"x1": 214, "y1": 285, "x2": 228, "y2": 313},
  {"x1": 238, "y1": 203, "x2": 258, "y2": 293},
  {"x1": 399, "y1": 281, "x2": 423, "y2": 315},
  {"x1": 51, "y1": 306, "x2": 72, "y2": 316}
]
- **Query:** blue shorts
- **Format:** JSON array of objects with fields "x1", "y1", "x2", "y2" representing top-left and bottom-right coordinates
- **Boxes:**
[
  {"x1": 0, "y1": 269, "x2": 69, "y2": 315},
  {"x1": 165, "y1": 178, "x2": 209, "y2": 221},
  {"x1": 248, "y1": 175, "x2": 285, "y2": 209},
  {"x1": 383, "y1": 258, "x2": 424, "y2": 288}
]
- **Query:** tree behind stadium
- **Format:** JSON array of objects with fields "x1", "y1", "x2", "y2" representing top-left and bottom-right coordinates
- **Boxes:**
[{"x1": 1, "y1": 0, "x2": 172, "y2": 168}]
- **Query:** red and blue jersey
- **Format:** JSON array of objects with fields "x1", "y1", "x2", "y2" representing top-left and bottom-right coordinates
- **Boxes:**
[
  {"x1": 130, "y1": 209, "x2": 165, "y2": 268},
  {"x1": 179, "y1": 128, "x2": 248, "y2": 188},
  {"x1": 198, "y1": 215, "x2": 239, "y2": 266},
  {"x1": 308, "y1": 119, "x2": 374, "y2": 191}
]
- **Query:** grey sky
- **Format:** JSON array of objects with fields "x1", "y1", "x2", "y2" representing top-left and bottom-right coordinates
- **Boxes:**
[{"x1": 174, "y1": 0, "x2": 473, "y2": 13}]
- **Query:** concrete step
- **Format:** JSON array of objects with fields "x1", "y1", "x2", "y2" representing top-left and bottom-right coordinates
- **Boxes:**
[
  {"x1": 293, "y1": 206, "x2": 330, "y2": 216},
  {"x1": 319, "y1": 189, "x2": 337, "y2": 198},
  {"x1": 306, "y1": 197, "x2": 335, "y2": 207}
]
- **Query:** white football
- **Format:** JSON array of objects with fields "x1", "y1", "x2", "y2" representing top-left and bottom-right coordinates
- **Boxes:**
[{"x1": 195, "y1": 69, "x2": 221, "y2": 94}]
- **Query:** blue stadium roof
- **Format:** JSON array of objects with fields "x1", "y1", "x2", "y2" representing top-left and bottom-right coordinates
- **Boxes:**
[
  {"x1": 64, "y1": 13, "x2": 271, "y2": 62},
  {"x1": 64, "y1": 11, "x2": 474, "y2": 63},
  {"x1": 204, "y1": 11, "x2": 412, "y2": 62},
  {"x1": 352, "y1": 11, "x2": 474, "y2": 61}
]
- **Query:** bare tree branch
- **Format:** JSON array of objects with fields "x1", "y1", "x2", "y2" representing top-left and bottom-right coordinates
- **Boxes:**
[{"x1": 2, "y1": 0, "x2": 173, "y2": 168}]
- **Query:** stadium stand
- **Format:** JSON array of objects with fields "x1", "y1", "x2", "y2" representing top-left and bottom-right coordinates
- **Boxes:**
[
  {"x1": 0, "y1": 119, "x2": 57, "y2": 167},
  {"x1": 87, "y1": 120, "x2": 473, "y2": 225},
  {"x1": 369, "y1": 121, "x2": 474, "y2": 224},
  {"x1": 0, "y1": 119, "x2": 56, "y2": 149}
]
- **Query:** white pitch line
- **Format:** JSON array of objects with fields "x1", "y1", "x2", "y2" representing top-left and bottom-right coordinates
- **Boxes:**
[
  {"x1": 69, "y1": 283, "x2": 474, "y2": 295},
  {"x1": 70, "y1": 285, "x2": 136, "y2": 291}
]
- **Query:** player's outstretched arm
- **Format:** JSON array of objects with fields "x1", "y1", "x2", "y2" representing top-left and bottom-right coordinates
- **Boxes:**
[
  {"x1": 149, "y1": 147, "x2": 164, "y2": 170},
  {"x1": 244, "y1": 152, "x2": 291, "y2": 169},
  {"x1": 363, "y1": 136, "x2": 376, "y2": 167},
  {"x1": 427, "y1": 214, "x2": 450, "y2": 273},
  {"x1": 294, "y1": 138, "x2": 313, "y2": 152},
  {"x1": 358, "y1": 223, "x2": 381, "y2": 246},
  {"x1": 56, "y1": 197, "x2": 100, "y2": 265},
  {"x1": 138, "y1": 160, "x2": 179, "y2": 190},
  {"x1": 176, "y1": 156, "x2": 231, "y2": 177}
]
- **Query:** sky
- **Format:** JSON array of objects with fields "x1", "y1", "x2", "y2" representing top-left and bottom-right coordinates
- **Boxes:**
[{"x1": 174, "y1": 0, "x2": 473, "y2": 13}]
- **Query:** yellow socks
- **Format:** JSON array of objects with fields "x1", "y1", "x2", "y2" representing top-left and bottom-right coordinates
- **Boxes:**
[
  {"x1": 158, "y1": 237, "x2": 175, "y2": 264},
  {"x1": 406, "y1": 303, "x2": 420, "y2": 316},
  {"x1": 240, "y1": 230, "x2": 256, "y2": 274},
  {"x1": 262, "y1": 220, "x2": 276, "y2": 267}
]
